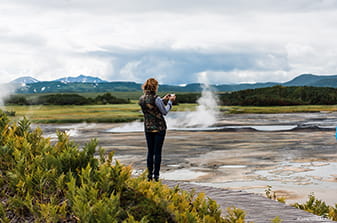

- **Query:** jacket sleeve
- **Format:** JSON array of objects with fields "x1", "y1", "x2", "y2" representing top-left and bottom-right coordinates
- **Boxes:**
[{"x1": 155, "y1": 97, "x2": 172, "y2": 115}]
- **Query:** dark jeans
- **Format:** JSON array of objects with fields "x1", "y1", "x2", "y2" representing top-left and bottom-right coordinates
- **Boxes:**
[{"x1": 145, "y1": 130, "x2": 166, "y2": 178}]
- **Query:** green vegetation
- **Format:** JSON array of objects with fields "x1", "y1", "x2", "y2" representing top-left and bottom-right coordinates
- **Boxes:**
[
  {"x1": 219, "y1": 85, "x2": 337, "y2": 106},
  {"x1": 293, "y1": 195, "x2": 337, "y2": 221},
  {"x1": 265, "y1": 186, "x2": 286, "y2": 204},
  {"x1": 3, "y1": 102, "x2": 198, "y2": 124},
  {"x1": 6, "y1": 103, "x2": 337, "y2": 124},
  {"x1": 5, "y1": 93, "x2": 129, "y2": 105},
  {"x1": 265, "y1": 186, "x2": 337, "y2": 221},
  {"x1": 6, "y1": 86, "x2": 337, "y2": 124},
  {"x1": 0, "y1": 111, "x2": 252, "y2": 222},
  {"x1": 5, "y1": 104, "x2": 143, "y2": 124}
]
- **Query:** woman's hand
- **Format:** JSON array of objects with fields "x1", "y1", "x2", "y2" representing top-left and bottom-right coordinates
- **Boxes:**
[
  {"x1": 168, "y1": 94, "x2": 176, "y2": 102},
  {"x1": 163, "y1": 94, "x2": 170, "y2": 100},
  {"x1": 163, "y1": 94, "x2": 176, "y2": 102}
]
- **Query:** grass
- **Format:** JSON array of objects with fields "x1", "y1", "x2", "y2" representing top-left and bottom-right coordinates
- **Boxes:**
[
  {"x1": 21, "y1": 91, "x2": 192, "y2": 101},
  {"x1": 4, "y1": 103, "x2": 337, "y2": 124},
  {"x1": 4, "y1": 104, "x2": 143, "y2": 123},
  {"x1": 3, "y1": 103, "x2": 197, "y2": 124}
]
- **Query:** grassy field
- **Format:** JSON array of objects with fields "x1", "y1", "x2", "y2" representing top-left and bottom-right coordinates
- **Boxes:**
[
  {"x1": 3, "y1": 103, "x2": 337, "y2": 123},
  {"x1": 21, "y1": 91, "x2": 182, "y2": 101},
  {"x1": 3, "y1": 103, "x2": 196, "y2": 123},
  {"x1": 4, "y1": 104, "x2": 143, "y2": 123}
]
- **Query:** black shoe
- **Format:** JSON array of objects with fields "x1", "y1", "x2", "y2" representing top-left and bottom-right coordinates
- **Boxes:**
[
  {"x1": 147, "y1": 175, "x2": 153, "y2": 182},
  {"x1": 154, "y1": 175, "x2": 159, "y2": 182}
]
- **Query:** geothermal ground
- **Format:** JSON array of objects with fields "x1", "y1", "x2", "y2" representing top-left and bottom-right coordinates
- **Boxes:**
[{"x1": 35, "y1": 112, "x2": 337, "y2": 205}]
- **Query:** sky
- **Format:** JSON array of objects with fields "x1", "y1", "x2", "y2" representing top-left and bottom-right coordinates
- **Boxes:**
[{"x1": 1, "y1": 0, "x2": 337, "y2": 85}]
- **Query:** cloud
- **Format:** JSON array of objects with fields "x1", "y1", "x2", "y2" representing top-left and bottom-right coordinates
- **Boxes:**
[
  {"x1": 5, "y1": 0, "x2": 337, "y2": 14},
  {"x1": 1, "y1": 0, "x2": 337, "y2": 84},
  {"x1": 201, "y1": 70, "x2": 291, "y2": 84},
  {"x1": 88, "y1": 48, "x2": 290, "y2": 84}
]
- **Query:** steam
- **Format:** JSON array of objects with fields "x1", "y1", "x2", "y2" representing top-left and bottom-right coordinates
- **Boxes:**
[
  {"x1": 0, "y1": 84, "x2": 15, "y2": 107},
  {"x1": 166, "y1": 72, "x2": 219, "y2": 128},
  {"x1": 107, "y1": 73, "x2": 219, "y2": 132}
]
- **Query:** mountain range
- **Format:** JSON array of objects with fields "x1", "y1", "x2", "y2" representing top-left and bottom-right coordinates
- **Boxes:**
[
  {"x1": 8, "y1": 74, "x2": 337, "y2": 94},
  {"x1": 11, "y1": 75, "x2": 107, "y2": 85}
]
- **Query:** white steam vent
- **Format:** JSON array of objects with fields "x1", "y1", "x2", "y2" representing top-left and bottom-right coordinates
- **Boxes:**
[
  {"x1": 107, "y1": 73, "x2": 219, "y2": 133},
  {"x1": 168, "y1": 72, "x2": 219, "y2": 128}
]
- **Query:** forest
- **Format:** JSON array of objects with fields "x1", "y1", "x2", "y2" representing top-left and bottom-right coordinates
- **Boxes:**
[
  {"x1": 4, "y1": 85, "x2": 337, "y2": 106},
  {"x1": 174, "y1": 85, "x2": 337, "y2": 106},
  {"x1": 218, "y1": 85, "x2": 337, "y2": 106},
  {"x1": 4, "y1": 93, "x2": 129, "y2": 105}
]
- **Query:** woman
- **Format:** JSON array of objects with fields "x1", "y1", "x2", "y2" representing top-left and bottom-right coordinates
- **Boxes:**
[{"x1": 139, "y1": 78, "x2": 176, "y2": 181}]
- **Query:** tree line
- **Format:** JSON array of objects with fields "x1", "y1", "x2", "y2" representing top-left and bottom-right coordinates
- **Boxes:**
[
  {"x1": 173, "y1": 86, "x2": 337, "y2": 106},
  {"x1": 5, "y1": 93, "x2": 129, "y2": 105},
  {"x1": 219, "y1": 85, "x2": 337, "y2": 106},
  {"x1": 5, "y1": 86, "x2": 337, "y2": 106}
]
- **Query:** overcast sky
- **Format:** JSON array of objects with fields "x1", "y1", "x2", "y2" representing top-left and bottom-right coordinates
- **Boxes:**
[{"x1": 1, "y1": 0, "x2": 337, "y2": 85}]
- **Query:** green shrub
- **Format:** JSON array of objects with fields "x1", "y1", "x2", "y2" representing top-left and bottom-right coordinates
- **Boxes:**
[
  {"x1": 289, "y1": 193, "x2": 337, "y2": 221},
  {"x1": 94, "y1": 92, "x2": 129, "y2": 104},
  {"x1": 0, "y1": 110, "x2": 244, "y2": 222},
  {"x1": 223, "y1": 207, "x2": 246, "y2": 223},
  {"x1": 265, "y1": 185, "x2": 286, "y2": 203},
  {"x1": 329, "y1": 204, "x2": 337, "y2": 221},
  {"x1": 4, "y1": 95, "x2": 29, "y2": 105},
  {"x1": 292, "y1": 194, "x2": 332, "y2": 220}
]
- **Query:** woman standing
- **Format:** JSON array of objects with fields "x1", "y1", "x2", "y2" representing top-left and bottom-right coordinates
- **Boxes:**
[{"x1": 139, "y1": 78, "x2": 176, "y2": 181}]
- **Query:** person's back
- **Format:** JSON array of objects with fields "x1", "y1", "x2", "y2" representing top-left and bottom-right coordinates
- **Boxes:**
[
  {"x1": 139, "y1": 92, "x2": 167, "y2": 132},
  {"x1": 139, "y1": 78, "x2": 176, "y2": 181}
]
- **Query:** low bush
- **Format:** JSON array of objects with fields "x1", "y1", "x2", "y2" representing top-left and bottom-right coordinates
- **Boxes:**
[
  {"x1": 266, "y1": 186, "x2": 337, "y2": 221},
  {"x1": 0, "y1": 111, "x2": 245, "y2": 222},
  {"x1": 292, "y1": 194, "x2": 337, "y2": 221}
]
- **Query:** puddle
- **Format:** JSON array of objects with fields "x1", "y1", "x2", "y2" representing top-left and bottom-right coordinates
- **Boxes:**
[
  {"x1": 107, "y1": 122, "x2": 144, "y2": 133},
  {"x1": 219, "y1": 165, "x2": 248, "y2": 169},
  {"x1": 161, "y1": 169, "x2": 209, "y2": 181},
  {"x1": 222, "y1": 125, "x2": 297, "y2": 131},
  {"x1": 106, "y1": 121, "x2": 298, "y2": 133},
  {"x1": 254, "y1": 161, "x2": 337, "y2": 184}
]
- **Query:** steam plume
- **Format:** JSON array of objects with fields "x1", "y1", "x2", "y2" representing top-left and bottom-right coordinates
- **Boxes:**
[
  {"x1": 167, "y1": 72, "x2": 219, "y2": 128},
  {"x1": 108, "y1": 73, "x2": 219, "y2": 132},
  {"x1": 0, "y1": 84, "x2": 15, "y2": 107}
]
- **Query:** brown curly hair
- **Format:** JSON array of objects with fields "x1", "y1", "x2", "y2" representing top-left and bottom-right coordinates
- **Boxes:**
[{"x1": 142, "y1": 78, "x2": 158, "y2": 93}]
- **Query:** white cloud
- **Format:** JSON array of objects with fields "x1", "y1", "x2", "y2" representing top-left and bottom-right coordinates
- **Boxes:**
[
  {"x1": 6, "y1": 0, "x2": 337, "y2": 14},
  {"x1": 1, "y1": 0, "x2": 337, "y2": 84},
  {"x1": 202, "y1": 70, "x2": 290, "y2": 84}
]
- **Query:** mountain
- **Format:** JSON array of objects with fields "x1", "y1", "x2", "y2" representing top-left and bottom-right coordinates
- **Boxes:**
[
  {"x1": 10, "y1": 76, "x2": 39, "y2": 85},
  {"x1": 55, "y1": 75, "x2": 108, "y2": 83},
  {"x1": 11, "y1": 73, "x2": 337, "y2": 94},
  {"x1": 283, "y1": 74, "x2": 337, "y2": 86}
]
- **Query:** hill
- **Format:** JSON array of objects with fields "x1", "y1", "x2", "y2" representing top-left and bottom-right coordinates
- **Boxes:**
[
  {"x1": 10, "y1": 76, "x2": 39, "y2": 85},
  {"x1": 283, "y1": 74, "x2": 337, "y2": 86},
  {"x1": 9, "y1": 73, "x2": 337, "y2": 94}
]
